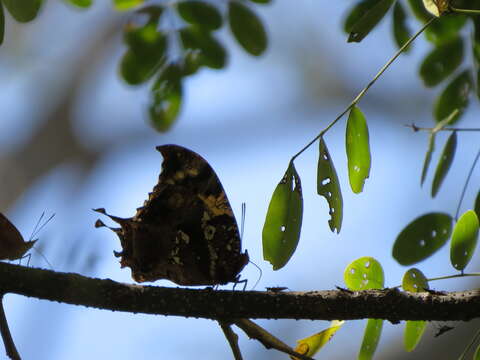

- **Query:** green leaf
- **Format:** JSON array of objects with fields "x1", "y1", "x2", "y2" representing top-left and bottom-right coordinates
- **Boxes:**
[
  {"x1": 317, "y1": 138, "x2": 343, "y2": 233},
  {"x1": 419, "y1": 38, "x2": 463, "y2": 87},
  {"x1": 0, "y1": 3, "x2": 4, "y2": 45},
  {"x1": 402, "y1": 268, "x2": 428, "y2": 351},
  {"x1": 392, "y1": 2, "x2": 411, "y2": 51},
  {"x1": 120, "y1": 23, "x2": 167, "y2": 85},
  {"x1": 64, "y1": 0, "x2": 93, "y2": 8},
  {"x1": 344, "y1": 0, "x2": 379, "y2": 33},
  {"x1": 450, "y1": 210, "x2": 480, "y2": 271},
  {"x1": 393, "y1": 213, "x2": 453, "y2": 265},
  {"x1": 293, "y1": 321, "x2": 345, "y2": 358},
  {"x1": 2, "y1": 0, "x2": 43, "y2": 22},
  {"x1": 228, "y1": 1, "x2": 267, "y2": 56},
  {"x1": 475, "y1": 191, "x2": 480, "y2": 220},
  {"x1": 346, "y1": 106, "x2": 371, "y2": 194},
  {"x1": 421, "y1": 134, "x2": 435, "y2": 186},
  {"x1": 424, "y1": 15, "x2": 466, "y2": 45},
  {"x1": 344, "y1": 257, "x2": 384, "y2": 290},
  {"x1": 177, "y1": 1, "x2": 222, "y2": 30},
  {"x1": 248, "y1": 0, "x2": 271, "y2": 3},
  {"x1": 113, "y1": 0, "x2": 143, "y2": 11},
  {"x1": 149, "y1": 64, "x2": 183, "y2": 132},
  {"x1": 434, "y1": 70, "x2": 473, "y2": 124},
  {"x1": 404, "y1": 321, "x2": 427, "y2": 352},
  {"x1": 263, "y1": 162, "x2": 303, "y2": 270},
  {"x1": 347, "y1": 0, "x2": 395, "y2": 43},
  {"x1": 475, "y1": 342, "x2": 480, "y2": 360},
  {"x1": 180, "y1": 27, "x2": 226, "y2": 69},
  {"x1": 359, "y1": 319, "x2": 384, "y2": 360},
  {"x1": 431, "y1": 132, "x2": 457, "y2": 197}
]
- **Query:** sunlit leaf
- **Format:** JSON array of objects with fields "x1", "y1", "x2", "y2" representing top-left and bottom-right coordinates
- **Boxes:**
[
  {"x1": 419, "y1": 38, "x2": 463, "y2": 87},
  {"x1": 431, "y1": 132, "x2": 457, "y2": 197},
  {"x1": 402, "y1": 268, "x2": 428, "y2": 351},
  {"x1": 347, "y1": 0, "x2": 395, "y2": 43},
  {"x1": 177, "y1": 1, "x2": 222, "y2": 30},
  {"x1": 407, "y1": 0, "x2": 432, "y2": 22},
  {"x1": 263, "y1": 162, "x2": 303, "y2": 270},
  {"x1": 346, "y1": 106, "x2": 371, "y2": 194},
  {"x1": 149, "y1": 64, "x2": 182, "y2": 132},
  {"x1": 180, "y1": 27, "x2": 226, "y2": 69},
  {"x1": 422, "y1": 0, "x2": 448, "y2": 17},
  {"x1": 344, "y1": 257, "x2": 384, "y2": 291},
  {"x1": 228, "y1": 1, "x2": 267, "y2": 56},
  {"x1": 113, "y1": 0, "x2": 143, "y2": 11},
  {"x1": 317, "y1": 138, "x2": 343, "y2": 233},
  {"x1": 392, "y1": 2, "x2": 411, "y2": 51},
  {"x1": 434, "y1": 70, "x2": 473, "y2": 124},
  {"x1": 450, "y1": 210, "x2": 480, "y2": 271},
  {"x1": 64, "y1": 0, "x2": 93, "y2": 8},
  {"x1": 3, "y1": 0, "x2": 43, "y2": 22},
  {"x1": 291, "y1": 320, "x2": 345, "y2": 360},
  {"x1": 359, "y1": 319, "x2": 384, "y2": 360},
  {"x1": 474, "y1": 342, "x2": 480, "y2": 360},
  {"x1": 393, "y1": 213, "x2": 452, "y2": 265}
]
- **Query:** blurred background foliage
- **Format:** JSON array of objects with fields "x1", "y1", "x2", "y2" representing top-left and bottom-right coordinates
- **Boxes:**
[{"x1": 0, "y1": 0, "x2": 479, "y2": 359}]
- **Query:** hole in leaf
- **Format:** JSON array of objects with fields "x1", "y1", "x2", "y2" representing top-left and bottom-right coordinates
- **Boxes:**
[
  {"x1": 323, "y1": 154, "x2": 328, "y2": 160},
  {"x1": 350, "y1": 268, "x2": 355, "y2": 274},
  {"x1": 322, "y1": 178, "x2": 331, "y2": 186},
  {"x1": 419, "y1": 239, "x2": 426, "y2": 247},
  {"x1": 363, "y1": 273, "x2": 367, "y2": 279},
  {"x1": 280, "y1": 225, "x2": 286, "y2": 232},
  {"x1": 412, "y1": 273, "x2": 416, "y2": 278},
  {"x1": 431, "y1": 230, "x2": 437, "y2": 237},
  {"x1": 364, "y1": 261, "x2": 371, "y2": 268}
]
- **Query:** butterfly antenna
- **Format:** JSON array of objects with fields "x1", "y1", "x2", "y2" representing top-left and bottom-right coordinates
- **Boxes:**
[
  {"x1": 240, "y1": 202, "x2": 246, "y2": 241},
  {"x1": 32, "y1": 247, "x2": 53, "y2": 270},
  {"x1": 248, "y1": 259, "x2": 262, "y2": 290},
  {"x1": 30, "y1": 213, "x2": 55, "y2": 241},
  {"x1": 29, "y1": 211, "x2": 45, "y2": 241}
]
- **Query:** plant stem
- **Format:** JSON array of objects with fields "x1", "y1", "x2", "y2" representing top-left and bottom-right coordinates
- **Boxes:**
[
  {"x1": 291, "y1": 17, "x2": 436, "y2": 161},
  {"x1": 450, "y1": 7, "x2": 480, "y2": 15},
  {"x1": 455, "y1": 147, "x2": 480, "y2": 221}
]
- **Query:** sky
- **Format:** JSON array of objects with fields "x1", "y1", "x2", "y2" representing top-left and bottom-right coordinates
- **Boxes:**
[{"x1": 1, "y1": 1, "x2": 480, "y2": 359}]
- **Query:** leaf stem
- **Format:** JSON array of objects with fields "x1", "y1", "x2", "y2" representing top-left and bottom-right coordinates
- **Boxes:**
[
  {"x1": 405, "y1": 124, "x2": 480, "y2": 132},
  {"x1": 450, "y1": 7, "x2": 480, "y2": 15},
  {"x1": 457, "y1": 327, "x2": 480, "y2": 360},
  {"x1": 291, "y1": 18, "x2": 436, "y2": 162},
  {"x1": 454, "y1": 147, "x2": 480, "y2": 221},
  {"x1": 427, "y1": 272, "x2": 480, "y2": 282}
]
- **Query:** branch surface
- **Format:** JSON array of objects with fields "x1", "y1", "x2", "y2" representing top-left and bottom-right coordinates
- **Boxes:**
[{"x1": 0, "y1": 263, "x2": 479, "y2": 323}]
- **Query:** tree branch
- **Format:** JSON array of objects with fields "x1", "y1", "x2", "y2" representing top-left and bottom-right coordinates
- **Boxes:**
[{"x1": 1, "y1": 263, "x2": 480, "y2": 323}]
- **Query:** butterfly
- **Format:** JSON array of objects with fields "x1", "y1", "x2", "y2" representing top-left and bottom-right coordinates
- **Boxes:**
[
  {"x1": 0, "y1": 213, "x2": 37, "y2": 261},
  {"x1": 95, "y1": 144, "x2": 249, "y2": 286}
]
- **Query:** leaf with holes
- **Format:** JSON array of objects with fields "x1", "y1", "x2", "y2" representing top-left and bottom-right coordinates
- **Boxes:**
[
  {"x1": 292, "y1": 320, "x2": 344, "y2": 359},
  {"x1": 228, "y1": 1, "x2": 267, "y2": 56},
  {"x1": 149, "y1": 64, "x2": 183, "y2": 132},
  {"x1": 402, "y1": 268, "x2": 428, "y2": 351},
  {"x1": 434, "y1": 70, "x2": 473, "y2": 124},
  {"x1": 393, "y1": 213, "x2": 452, "y2": 265},
  {"x1": 431, "y1": 132, "x2": 457, "y2": 198},
  {"x1": 113, "y1": 0, "x2": 144, "y2": 11},
  {"x1": 3, "y1": 0, "x2": 43, "y2": 22},
  {"x1": 317, "y1": 138, "x2": 343, "y2": 233},
  {"x1": 392, "y1": 2, "x2": 411, "y2": 51},
  {"x1": 180, "y1": 27, "x2": 226, "y2": 69},
  {"x1": 263, "y1": 162, "x2": 303, "y2": 270},
  {"x1": 346, "y1": 106, "x2": 371, "y2": 194},
  {"x1": 347, "y1": 0, "x2": 395, "y2": 43},
  {"x1": 450, "y1": 210, "x2": 479, "y2": 271},
  {"x1": 344, "y1": 257, "x2": 384, "y2": 291},
  {"x1": 419, "y1": 38, "x2": 463, "y2": 87},
  {"x1": 176, "y1": 1, "x2": 222, "y2": 30},
  {"x1": 359, "y1": 318, "x2": 384, "y2": 360}
]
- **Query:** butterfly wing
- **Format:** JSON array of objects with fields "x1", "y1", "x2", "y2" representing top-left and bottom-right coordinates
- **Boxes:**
[{"x1": 0, "y1": 213, "x2": 33, "y2": 260}]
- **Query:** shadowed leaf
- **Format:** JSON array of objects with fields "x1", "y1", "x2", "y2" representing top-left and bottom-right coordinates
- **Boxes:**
[
  {"x1": 393, "y1": 213, "x2": 452, "y2": 265},
  {"x1": 3, "y1": 0, "x2": 43, "y2": 22},
  {"x1": 177, "y1": 1, "x2": 222, "y2": 30},
  {"x1": 317, "y1": 138, "x2": 343, "y2": 233},
  {"x1": 263, "y1": 162, "x2": 303, "y2": 270},
  {"x1": 180, "y1": 27, "x2": 226, "y2": 69},
  {"x1": 431, "y1": 132, "x2": 457, "y2": 197},
  {"x1": 392, "y1": 2, "x2": 411, "y2": 51},
  {"x1": 434, "y1": 70, "x2": 473, "y2": 124},
  {"x1": 347, "y1": 0, "x2": 395, "y2": 43}
]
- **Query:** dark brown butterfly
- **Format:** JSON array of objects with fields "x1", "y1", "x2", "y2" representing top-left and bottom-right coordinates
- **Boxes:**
[
  {"x1": 95, "y1": 144, "x2": 249, "y2": 286},
  {"x1": 0, "y1": 213, "x2": 36, "y2": 261}
]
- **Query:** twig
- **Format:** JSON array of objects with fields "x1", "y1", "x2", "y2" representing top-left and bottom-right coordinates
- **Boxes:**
[
  {"x1": 219, "y1": 321, "x2": 243, "y2": 360},
  {"x1": 234, "y1": 319, "x2": 314, "y2": 360},
  {"x1": 0, "y1": 296, "x2": 20, "y2": 360},
  {"x1": 405, "y1": 124, "x2": 480, "y2": 132}
]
